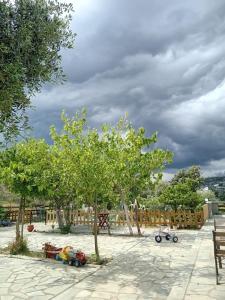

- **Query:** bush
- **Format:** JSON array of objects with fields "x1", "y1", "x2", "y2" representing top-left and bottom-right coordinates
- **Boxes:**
[
  {"x1": 9, "y1": 238, "x2": 29, "y2": 255},
  {"x1": 59, "y1": 224, "x2": 71, "y2": 234},
  {"x1": 0, "y1": 206, "x2": 7, "y2": 220}
]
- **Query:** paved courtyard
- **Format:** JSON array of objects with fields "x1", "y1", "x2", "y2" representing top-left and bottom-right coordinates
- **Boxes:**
[{"x1": 0, "y1": 219, "x2": 225, "y2": 299}]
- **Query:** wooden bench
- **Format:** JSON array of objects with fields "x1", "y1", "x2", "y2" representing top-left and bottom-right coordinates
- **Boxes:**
[{"x1": 213, "y1": 230, "x2": 225, "y2": 284}]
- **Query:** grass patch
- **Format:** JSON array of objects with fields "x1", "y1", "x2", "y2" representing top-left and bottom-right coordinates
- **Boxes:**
[
  {"x1": 0, "y1": 238, "x2": 44, "y2": 259},
  {"x1": 0, "y1": 246, "x2": 44, "y2": 259},
  {"x1": 86, "y1": 253, "x2": 112, "y2": 265}
]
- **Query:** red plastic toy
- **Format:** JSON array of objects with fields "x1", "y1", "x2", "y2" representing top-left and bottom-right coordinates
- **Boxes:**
[{"x1": 43, "y1": 243, "x2": 62, "y2": 259}]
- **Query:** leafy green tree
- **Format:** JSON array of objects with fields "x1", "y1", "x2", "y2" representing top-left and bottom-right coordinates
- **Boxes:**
[
  {"x1": 102, "y1": 118, "x2": 173, "y2": 235},
  {"x1": 0, "y1": 0, "x2": 75, "y2": 142},
  {"x1": 39, "y1": 142, "x2": 78, "y2": 231},
  {"x1": 50, "y1": 111, "x2": 113, "y2": 262},
  {"x1": 171, "y1": 166, "x2": 203, "y2": 192},
  {"x1": 0, "y1": 139, "x2": 50, "y2": 241},
  {"x1": 157, "y1": 166, "x2": 204, "y2": 211},
  {"x1": 158, "y1": 182, "x2": 203, "y2": 211}
]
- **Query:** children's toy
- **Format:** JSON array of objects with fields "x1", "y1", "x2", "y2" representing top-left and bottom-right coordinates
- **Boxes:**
[
  {"x1": 57, "y1": 246, "x2": 86, "y2": 267},
  {"x1": 154, "y1": 226, "x2": 178, "y2": 243},
  {"x1": 43, "y1": 243, "x2": 62, "y2": 259},
  {"x1": 43, "y1": 243, "x2": 86, "y2": 267}
]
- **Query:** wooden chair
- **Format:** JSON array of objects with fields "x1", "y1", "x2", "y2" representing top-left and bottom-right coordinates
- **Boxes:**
[
  {"x1": 212, "y1": 230, "x2": 225, "y2": 284},
  {"x1": 214, "y1": 218, "x2": 225, "y2": 231}
]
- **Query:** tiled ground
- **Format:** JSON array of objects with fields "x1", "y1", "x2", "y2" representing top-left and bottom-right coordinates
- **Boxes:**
[{"x1": 0, "y1": 220, "x2": 223, "y2": 299}]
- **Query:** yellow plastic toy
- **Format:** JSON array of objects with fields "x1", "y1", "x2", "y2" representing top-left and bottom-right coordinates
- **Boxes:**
[{"x1": 59, "y1": 246, "x2": 73, "y2": 262}]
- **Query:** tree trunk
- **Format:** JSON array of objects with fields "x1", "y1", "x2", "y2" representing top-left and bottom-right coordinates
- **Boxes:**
[
  {"x1": 123, "y1": 201, "x2": 133, "y2": 236},
  {"x1": 64, "y1": 203, "x2": 71, "y2": 227},
  {"x1": 20, "y1": 197, "x2": 25, "y2": 240},
  {"x1": 94, "y1": 199, "x2": 100, "y2": 263},
  {"x1": 16, "y1": 197, "x2": 23, "y2": 241},
  {"x1": 55, "y1": 205, "x2": 64, "y2": 228},
  {"x1": 134, "y1": 199, "x2": 142, "y2": 236}
]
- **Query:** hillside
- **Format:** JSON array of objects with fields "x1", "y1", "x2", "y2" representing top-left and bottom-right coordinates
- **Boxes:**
[{"x1": 203, "y1": 176, "x2": 225, "y2": 200}]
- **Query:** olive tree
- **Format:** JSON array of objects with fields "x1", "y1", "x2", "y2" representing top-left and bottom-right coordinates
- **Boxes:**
[{"x1": 0, "y1": 0, "x2": 75, "y2": 142}]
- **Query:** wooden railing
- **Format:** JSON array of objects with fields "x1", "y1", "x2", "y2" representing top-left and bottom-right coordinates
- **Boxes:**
[
  {"x1": 2, "y1": 207, "x2": 205, "y2": 228},
  {"x1": 46, "y1": 209, "x2": 204, "y2": 229},
  {"x1": 6, "y1": 209, "x2": 46, "y2": 223}
]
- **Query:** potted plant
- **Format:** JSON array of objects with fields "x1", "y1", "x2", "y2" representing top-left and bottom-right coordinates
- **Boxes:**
[{"x1": 27, "y1": 224, "x2": 34, "y2": 232}]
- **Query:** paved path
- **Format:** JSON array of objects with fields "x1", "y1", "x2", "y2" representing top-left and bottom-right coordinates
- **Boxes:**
[
  {"x1": 182, "y1": 217, "x2": 225, "y2": 300},
  {"x1": 0, "y1": 220, "x2": 224, "y2": 299}
]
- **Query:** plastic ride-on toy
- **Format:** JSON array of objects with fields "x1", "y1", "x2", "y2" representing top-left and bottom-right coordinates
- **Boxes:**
[
  {"x1": 154, "y1": 226, "x2": 178, "y2": 243},
  {"x1": 56, "y1": 246, "x2": 87, "y2": 267},
  {"x1": 43, "y1": 243, "x2": 62, "y2": 259}
]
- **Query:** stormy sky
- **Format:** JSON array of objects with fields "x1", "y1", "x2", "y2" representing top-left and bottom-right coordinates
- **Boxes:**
[{"x1": 29, "y1": 0, "x2": 225, "y2": 177}]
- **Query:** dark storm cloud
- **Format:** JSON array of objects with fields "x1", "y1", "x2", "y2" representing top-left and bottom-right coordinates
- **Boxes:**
[{"x1": 29, "y1": 0, "x2": 225, "y2": 176}]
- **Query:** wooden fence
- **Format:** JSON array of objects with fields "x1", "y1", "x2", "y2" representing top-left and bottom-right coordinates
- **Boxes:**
[
  {"x1": 5, "y1": 208, "x2": 46, "y2": 223},
  {"x1": 46, "y1": 209, "x2": 204, "y2": 229},
  {"x1": 2, "y1": 207, "x2": 205, "y2": 228}
]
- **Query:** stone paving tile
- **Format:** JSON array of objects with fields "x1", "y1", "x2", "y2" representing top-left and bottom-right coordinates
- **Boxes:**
[
  {"x1": 0, "y1": 255, "x2": 99, "y2": 299},
  {"x1": 0, "y1": 220, "x2": 222, "y2": 299},
  {"x1": 182, "y1": 217, "x2": 225, "y2": 300}
]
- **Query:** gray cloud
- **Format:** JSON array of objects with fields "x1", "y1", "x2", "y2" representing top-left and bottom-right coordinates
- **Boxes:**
[{"x1": 29, "y1": 0, "x2": 225, "y2": 177}]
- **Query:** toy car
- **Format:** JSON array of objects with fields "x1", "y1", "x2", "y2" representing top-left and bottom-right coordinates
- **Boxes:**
[
  {"x1": 154, "y1": 226, "x2": 178, "y2": 243},
  {"x1": 68, "y1": 251, "x2": 86, "y2": 267}
]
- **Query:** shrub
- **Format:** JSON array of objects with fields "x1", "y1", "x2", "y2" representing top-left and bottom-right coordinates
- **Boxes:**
[
  {"x1": 9, "y1": 238, "x2": 29, "y2": 255},
  {"x1": 59, "y1": 224, "x2": 71, "y2": 234}
]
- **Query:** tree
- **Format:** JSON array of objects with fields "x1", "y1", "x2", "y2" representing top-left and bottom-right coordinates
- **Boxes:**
[
  {"x1": 39, "y1": 141, "x2": 78, "y2": 231},
  {"x1": 171, "y1": 166, "x2": 203, "y2": 192},
  {"x1": 158, "y1": 182, "x2": 203, "y2": 211},
  {"x1": 0, "y1": 139, "x2": 50, "y2": 242},
  {"x1": 102, "y1": 118, "x2": 173, "y2": 235},
  {"x1": 50, "y1": 111, "x2": 113, "y2": 263},
  {"x1": 0, "y1": 0, "x2": 75, "y2": 142},
  {"x1": 158, "y1": 166, "x2": 204, "y2": 211}
]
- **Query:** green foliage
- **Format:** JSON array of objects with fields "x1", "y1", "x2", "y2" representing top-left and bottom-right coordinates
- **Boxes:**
[
  {"x1": 139, "y1": 197, "x2": 165, "y2": 210},
  {"x1": 0, "y1": 0, "x2": 75, "y2": 141},
  {"x1": 0, "y1": 184, "x2": 19, "y2": 205},
  {"x1": 0, "y1": 206, "x2": 7, "y2": 220},
  {"x1": 171, "y1": 166, "x2": 203, "y2": 192},
  {"x1": 0, "y1": 139, "x2": 50, "y2": 199},
  {"x1": 59, "y1": 224, "x2": 71, "y2": 234},
  {"x1": 157, "y1": 166, "x2": 205, "y2": 211},
  {"x1": 0, "y1": 139, "x2": 51, "y2": 240},
  {"x1": 9, "y1": 237, "x2": 29, "y2": 255},
  {"x1": 0, "y1": 109, "x2": 174, "y2": 255},
  {"x1": 101, "y1": 117, "x2": 173, "y2": 207},
  {"x1": 50, "y1": 110, "x2": 113, "y2": 207},
  {"x1": 158, "y1": 182, "x2": 204, "y2": 211}
]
